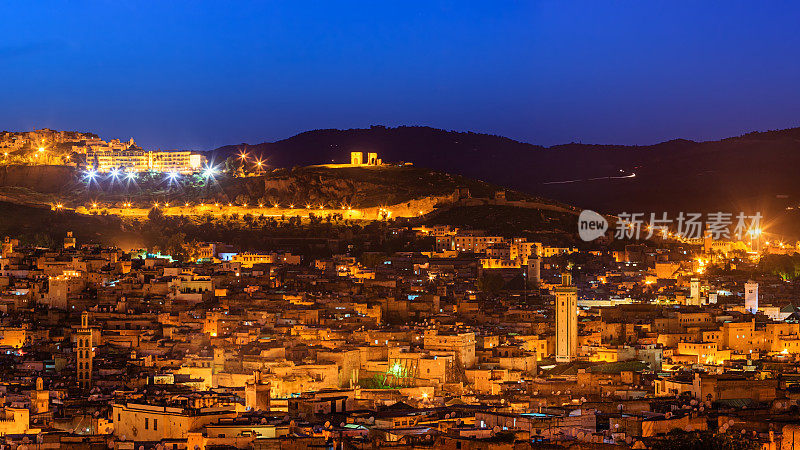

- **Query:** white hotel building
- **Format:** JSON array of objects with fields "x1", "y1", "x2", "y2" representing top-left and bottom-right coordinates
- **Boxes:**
[{"x1": 86, "y1": 149, "x2": 205, "y2": 174}]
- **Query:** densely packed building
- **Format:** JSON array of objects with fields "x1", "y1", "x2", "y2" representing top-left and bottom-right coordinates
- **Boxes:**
[
  {"x1": 0, "y1": 129, "x2": 98, "y2": 151},
  {"x1": 0, "y1": 128, "x2": 206, "y2": 174},
  {"x1": 0, "y1": 223, "x2": 797, "y2": 449}
]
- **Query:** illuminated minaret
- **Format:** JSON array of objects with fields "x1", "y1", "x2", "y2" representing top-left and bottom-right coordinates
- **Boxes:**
[
  {"x1": 1, "y1": 237, "x2": 13, "y2": 258},
  {"x1": 703, "y1": 228, "x2": 713, "y2": 255},
  {"x1": 745, "y1": 282, "x2": 758, "y2": 314},
  {"x1": 64, "y1": 231, "x2": 76, "y2": 250},
  {"x1": 30, "y1": 377, "x2": 49, "y2": 414},
  {"x1": 76, "y1": 311, "x2": 93, "y2": 388},
  {"x1": 526, "y1": 256, "x2": 541, "y2": 286},
  {"x1": 555, "y1": 272, "x2": 578, "y2": 362},
  {"x1": 688, "y1": 278, "x2": 701, "y2": 306}
]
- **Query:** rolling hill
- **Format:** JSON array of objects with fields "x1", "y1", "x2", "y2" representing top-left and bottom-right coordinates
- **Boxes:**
[{"x1": 212, "y1": 125, "x2": 800, "y2": 238}]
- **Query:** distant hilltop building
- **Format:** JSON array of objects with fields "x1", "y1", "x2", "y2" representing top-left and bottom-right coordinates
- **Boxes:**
[
  {"x1": 86, "y1": 149, "x2": 206, "y2": 174},
  {"x1": 0, "y1": 128, "x2": 206, "y2": 174},
  {"x1": 0, "y1": 128, "x2": 98, "y2": 150},
  {"x1": 71, "y1": 136, "x2": 136, "y2": 154},
  {"x1": 350, "y1": 151, "x2": 381, "y2": 166}
]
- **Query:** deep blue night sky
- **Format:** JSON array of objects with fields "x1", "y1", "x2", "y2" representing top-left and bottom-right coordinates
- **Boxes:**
[{"x1": 2, "y1": 1, "x2": 800, "y2": 150}]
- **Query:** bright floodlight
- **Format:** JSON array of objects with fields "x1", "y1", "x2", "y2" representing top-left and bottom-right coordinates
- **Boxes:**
[
  {"x1": 166, "y1": 171, "x2": 179, "y2": 181},
  {"x1": 202, "y1": 165, "x2": 217, "y2": 179},
  {"x1": 126, "y1": 171, "x2": 137, "y2": 180},
  {"x1": 38, "y1": 147, "x2": 44, "y2": 153},
  {"x1": 110, "y1": 168, "x2": 120, "y2": 179},
  {"x1": 83, "y1": 169, "x2": 97, "y2": 180}
]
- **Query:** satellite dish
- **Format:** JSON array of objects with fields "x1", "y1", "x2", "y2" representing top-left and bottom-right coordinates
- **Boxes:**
[{"x1": 492, "y1": 426, "x2": 501, "y2": 433}]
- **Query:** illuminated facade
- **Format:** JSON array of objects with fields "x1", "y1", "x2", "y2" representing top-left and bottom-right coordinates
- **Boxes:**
[
  {"x1": 423, "y1": 330, "x2": 476, "y2": 368},
  {"x1": 86, "y1": 149, "x2": 205, "y2": 174},
  {"x1": 349, "y1": 151, "x2": 381, "y2": 166},
  {"x1": 230, "y1": 252, "x2": 302, "y2": 268}
]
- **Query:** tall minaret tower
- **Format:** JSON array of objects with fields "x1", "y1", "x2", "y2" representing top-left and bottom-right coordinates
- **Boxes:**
[
  {"x1": 745, "y1": 281, "x2": 758, "y2": 314},
  {"x1": 64, "y1": 231, "x2": 76, "y2": 250},
  {"x1": 526, "y1": 256, "x2": 541, "y2": 286},
  {"x1": 77, "y1": 311, "x2": 93, "y2": 388},
  {"x1": 1, "y1": 236, "x2": 13, "y2": 258},
  {"x1": 555, "y1": 272, "x2": 578, "y2": 362},
  {"x1": 30, "y1": 377, "x2": 49, "y2": 414},
  {"x1": 688, "y1": 278, "x2": 701, "y2": 306}
]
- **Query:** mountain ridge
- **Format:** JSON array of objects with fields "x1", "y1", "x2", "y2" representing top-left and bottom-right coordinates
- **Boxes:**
[{"x1": 208, "y1": 124, "x2": 800, "y2": 238}]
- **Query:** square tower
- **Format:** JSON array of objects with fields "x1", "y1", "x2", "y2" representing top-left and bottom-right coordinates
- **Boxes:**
[
  {"x1": 745, "y1": 281, "x2": 758, "y2": 314},
  {"x1": 350, "y1": 152, "x2": 363, "y2": 165},
  {"x1": 554, "y1": 273, "x2": 578, "y2": 362},
  {"x1": 689, "y1": 278, "x2": 701, "y2": 306},
  {"x1": 77, "y1": 311, "x2": 93, "y2": 388},
  {"x1": 64, "y1": 231, "x2": 76, "y2": 250}
]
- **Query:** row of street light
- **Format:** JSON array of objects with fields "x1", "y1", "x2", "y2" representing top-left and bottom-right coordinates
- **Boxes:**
[
  {"x1": 81, "y1": 201, "x2": 356, "y2": 211},
  {"x1": 83, "y1": 165, "x2": 220, "y2": 183}
]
